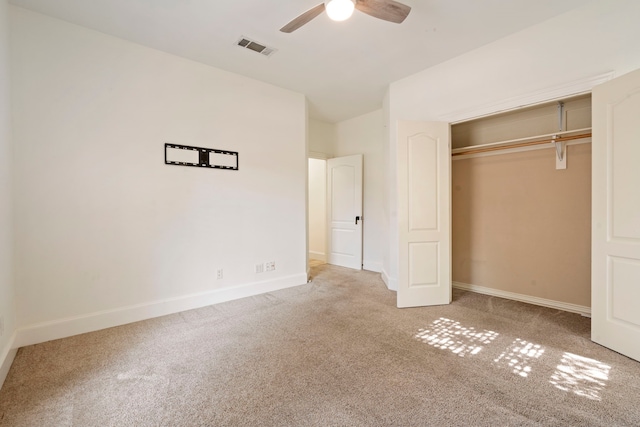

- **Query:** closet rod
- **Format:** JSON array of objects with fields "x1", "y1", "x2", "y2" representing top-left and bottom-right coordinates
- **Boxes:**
[
  {"x1": 451, "y1": 129, "x2": 592, "y2": 157},
  {"x1": 451, "y1": 127, "x2": 591, "y2": 154}
]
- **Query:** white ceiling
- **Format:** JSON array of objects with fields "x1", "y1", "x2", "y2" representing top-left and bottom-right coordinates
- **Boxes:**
[{"x1": 9, "y1": 0, "x2": 592, "y2": 123}]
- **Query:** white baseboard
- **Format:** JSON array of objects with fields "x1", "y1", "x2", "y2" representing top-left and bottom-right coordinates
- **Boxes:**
[
  {"x1": 0, "y1": 332, "x2": 18, "y2": 390},
  {"x1": 452, "y1": 281, "x2": 591, "y2": 316},
  {"x1": 14, "y1": 273, "x2": 308, "y2": 349},
  {"x1": 381, "y1": 268, "x2": 397, "y2": 291},
  {"x1": 309, "y1": 251, "x2": 326, "y2": 262},
  {"x1": 363, "y1": 260, "x2": 382, "y2": 273}
]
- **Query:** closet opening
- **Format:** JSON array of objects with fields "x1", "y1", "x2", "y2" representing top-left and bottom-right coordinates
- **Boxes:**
[
  {"x1": 450, "y1": 94, "x2": 592, "y2": 316},
  {"x1": 308, "y1": 157, "x2": 327, "y2": 268}
]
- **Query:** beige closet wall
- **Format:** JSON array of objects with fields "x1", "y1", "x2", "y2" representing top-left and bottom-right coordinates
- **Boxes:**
[
  {"x1": 452, "y1": 143, "x2": 591, "y2": 307},
  {"x1": 452, "y1": 96, "x2": 592, "y2": 308}
]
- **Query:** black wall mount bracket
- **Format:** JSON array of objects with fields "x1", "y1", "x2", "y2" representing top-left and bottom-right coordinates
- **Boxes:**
[{"x1": 165, "y1": 143, "x2": 239, "y2": 170}]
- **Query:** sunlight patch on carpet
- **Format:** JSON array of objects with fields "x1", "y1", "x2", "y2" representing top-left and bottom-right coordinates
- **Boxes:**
[
  {"x1": 415, "y1": 317, "x2": 499, "y2": 357},
  {"x1": 549, "y1": 352, "x2": 611, "y2": 401},
  {"x1": 493, "y1": 338, "x2": 545, "y2": 377}
]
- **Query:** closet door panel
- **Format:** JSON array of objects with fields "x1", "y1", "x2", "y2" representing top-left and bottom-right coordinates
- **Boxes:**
[
  {"x1": 397, "y1": 120, "x2": 451, "y2": 308},
  {"x1": 592, "y1": 67, "x2": 640, "y2": 362},
  {"x1": 408, "y1": 134, "x2": 438, "y2": 231}
]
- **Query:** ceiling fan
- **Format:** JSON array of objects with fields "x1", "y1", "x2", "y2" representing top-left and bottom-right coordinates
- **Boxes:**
[{"x1": 280, "y1": 0, "x2": 411, "y2": 33}]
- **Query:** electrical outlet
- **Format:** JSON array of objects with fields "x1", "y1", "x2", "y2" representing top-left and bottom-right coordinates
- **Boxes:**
[
  {"x1": 266, "y1": 261, "x2": 275, "y2": 272},
  {"x1": 217, "y1": 269, "x2": 223, "y2": 280},
  {"x1": 255, "y1": 263, "x2": 264, "y2": 273}
]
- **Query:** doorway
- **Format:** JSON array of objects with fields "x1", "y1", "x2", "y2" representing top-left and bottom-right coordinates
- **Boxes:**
[
  {"x1": 308, "y1": 155, "x2": 364, "y2": 270},
  {"x1": 450, "y1": 94, "x2": 592, "y2": 314},
  {"x1": 308, "y1": 158, "x2": 327, "y2": 265}
]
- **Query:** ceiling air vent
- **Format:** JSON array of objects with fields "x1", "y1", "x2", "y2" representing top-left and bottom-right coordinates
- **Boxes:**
[{"x1": 236, "y1": 36, "x2": 277, "y2": 58}]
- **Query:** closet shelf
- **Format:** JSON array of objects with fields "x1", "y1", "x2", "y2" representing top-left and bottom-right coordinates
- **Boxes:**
[{"x1": 451, "y1": 127, "x2": 592, "y2": 157}]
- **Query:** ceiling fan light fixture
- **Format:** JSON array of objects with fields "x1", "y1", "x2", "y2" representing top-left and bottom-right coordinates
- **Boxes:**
[{"x1": 325, "y1": 0, "x2": 355, "y2": 22}]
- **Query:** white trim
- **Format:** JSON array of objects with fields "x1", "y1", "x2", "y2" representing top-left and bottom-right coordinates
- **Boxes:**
[
  {"x1": 363, "y1": 260, "x2": 382, "y2": 273},
  {"x1": 453, "y1": 281, "x2": 591, "y2": 316},
  {"x1": 308, "y1": 151, "x2": 330, "y2": 160},
  {"x1": 0, "y1": 332, "x2": 18, "y2": 390},
  {"x1": 443, "y1": 72, "x2": 614, "y2": 124},
  {"x1": 309, "y1": 251, "x2": 326, "y2": 262},
  {"x1": 452, "y1": 137, "x2": 591, "y2": 161},
  {"x1": 14, "y1": 273, "x2": 307, "y2": 349},
  {"x1": 381, "y1": 268, "x2": 397, "y2": 291}
]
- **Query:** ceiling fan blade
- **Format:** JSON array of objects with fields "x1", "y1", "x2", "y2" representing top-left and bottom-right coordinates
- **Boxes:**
[
  {"x1": 355, "y1": 0, "x2": 411, "y2": 24},
  {"x1": 280, "y1": 3, "x2": 326, "y2": 33}
]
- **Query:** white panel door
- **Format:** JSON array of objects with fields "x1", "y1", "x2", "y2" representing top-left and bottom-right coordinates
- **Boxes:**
[
  {"x1": 327, "y1": 154, "x2": 363, "y2": 270},
  {"x1": 397, "y1": 121, "x2": 451, "y2": 308},
  {"x1": 592, "y1": 68, "x2": 640, "y2": 362}
]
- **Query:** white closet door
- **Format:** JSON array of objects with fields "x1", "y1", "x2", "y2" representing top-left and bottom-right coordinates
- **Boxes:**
[
  {"x1": 592, "y1": 68, "x2": 640, "y2": 362},
  {"x1": 397, "y1": 121, "x2": 451, "y2": 308}
]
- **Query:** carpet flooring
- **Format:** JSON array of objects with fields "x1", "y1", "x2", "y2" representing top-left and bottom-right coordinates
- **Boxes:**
[{"x1": 1, "y1": 264, "x2": 639, "y2": 426}]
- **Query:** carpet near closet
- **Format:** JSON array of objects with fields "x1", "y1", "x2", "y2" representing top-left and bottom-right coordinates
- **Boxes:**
[{"x1": 0, "y1": 264, "x2": 638, "y2": 426}]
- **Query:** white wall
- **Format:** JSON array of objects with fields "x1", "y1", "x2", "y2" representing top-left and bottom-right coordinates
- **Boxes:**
[
  {"x1": 333, "y1": 110, "x2": 385, "y2": 273},
  {"x1": 385, "y1": 0, "x2": 640, "y2": 289},
  {"x1": 381, "y1": 91, "x2": 392, "y2": 289},
  {"x1": 10, "y1": 7, "x2": 307, "y2": 346},
  {"x1": 0, "y1": 0, "x2": 16, "y2": 388},
  {"x1": 308, "y1": 118, "x2": 335, "y2": 158},
  {"x1": 308, "y1": 158, "x2": 326, "y2": 261}
]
